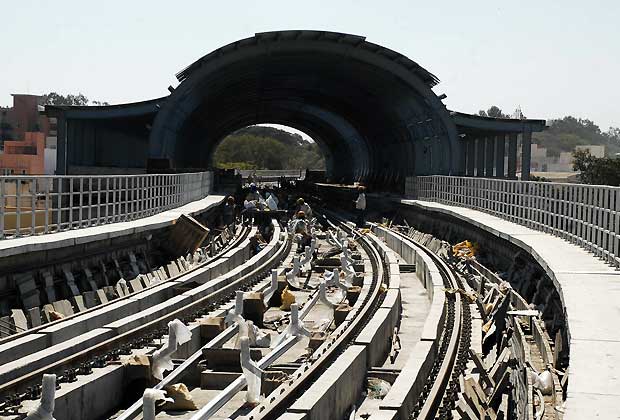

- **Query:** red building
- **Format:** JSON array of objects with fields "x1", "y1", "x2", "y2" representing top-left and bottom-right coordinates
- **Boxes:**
[
  {"x1": 0, "y1": 94, "x2": 57, "y2": 174},
  {"x1": 0, "y1": 132, "x2": 46, "y2": 175}
]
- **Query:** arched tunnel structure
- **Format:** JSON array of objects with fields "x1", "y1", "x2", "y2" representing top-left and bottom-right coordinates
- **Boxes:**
[
  {"x1": 149, "y1": 31, "x2": 460, "y2": 184},
  {"x1": 46, "y1": 30, "x2": 545, "y2": 186}
]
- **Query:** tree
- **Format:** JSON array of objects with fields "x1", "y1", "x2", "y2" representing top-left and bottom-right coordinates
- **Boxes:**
[
  {"x1": 477, "y1": 105, "x2": 509, "y2": 118},
  {"x1": 39, "y1": 92, "x2": 109, "y2": 106},
  {"x1": 533, "y1": 116, "x2": 620, "y2": 158},
  {"x1": 213, "y1": 126, "x2": 326, "y2": 170},
  {"x1": 572, "y1": 150, "x2": 620, "y2": 186}
]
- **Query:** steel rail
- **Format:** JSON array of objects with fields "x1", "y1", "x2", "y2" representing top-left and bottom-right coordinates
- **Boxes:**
[
  {"x1": 0, "y1": 223, "x2": 251, "y2": 346},
  {"x1": 114, "y1": 224, "x2": 293, "y2": 420},
  {"x1": 0, "y1": 221, "x2": 286, "y2": 403},
  {"x1": 244, "y1": 211, "x2": 386, "y2": 420},
  {"x1": 387, "y1": 227, "x2": 466, "y2": 420}
]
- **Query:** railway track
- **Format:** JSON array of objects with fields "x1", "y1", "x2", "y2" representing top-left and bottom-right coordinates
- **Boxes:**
[
  {"x1": 0, "y1": 219, "x2": 285, "y2": 418},
  {"x1": 0, "y1": 196, "x2": 557, "y2": 420},
  {"x1": 384, "y1": 226, "x2": 473, "y2": 420},
  {"x1": 0, "y1": 212, "x2": 382, "y2": 419}
]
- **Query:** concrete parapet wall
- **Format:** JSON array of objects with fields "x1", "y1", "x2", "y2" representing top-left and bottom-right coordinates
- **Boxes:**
[{"x1": 288, "y1": 345, "x2": 367, "y2": 420}]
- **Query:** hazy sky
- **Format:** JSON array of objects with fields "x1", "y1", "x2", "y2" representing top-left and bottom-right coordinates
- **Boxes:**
[{"x1": 2, "y1": 0, "x2": 619, "y2": 130}]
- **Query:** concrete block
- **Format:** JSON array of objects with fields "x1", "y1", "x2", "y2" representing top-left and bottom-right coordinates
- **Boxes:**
[
  {"x1": 202, "y1": 348, "x2": 261, "y2": 370},
  {"x1": 128, "y1": 278, "x2": 144, "y2": 293},
  {"x1": 14, "y1": 272, "x2": 40, "y2": 309},
  {"x1": 289, "y1": 345, "x2": 367, "y2": 420},
  {"x1": 0, "y1": 333, "x2": 48, "y2": 365},
  {"x1": 52, "y1": 299, "x2": 74, "y2": 317},
  {"x1": 42, "y1": 304, "x2": 55, "y2": 323},
  {"x1": 115, "y1": 283, "x2": 126, "y2": 297},
  {"x1": 138, "y1": 274, "x2": 150, "y2": 288},
  {"x1": 420, "y1": 288, "x2": 446, "y2": 343},
  {"x1": 380, "y1": 341, "x2": 435, "y2": 418},
  {"x1": 27, "y1": 307, "x2": 42, "y2": 327},
  {"x1": 38, "y1": 360, "x2": 125, "y2": 420},
  {"x1": 277, "y1": 413, "x2": 308, "y2": 420},
  {"x1": 41, "y1": 270, "x2": 57, "y2": 302},
  {"x1": 346, "y1": 286, "x2": 362, "y2": 306},
  {"x1": 200, "y1": 370, "x2": 241, "y2": 390},
  {"x1": 105, "y1": 295, "x2": 190, "y2": 335},
  {"x1": 11, "y1": 309, "x2": 29, "y2": 332},
  {"x1": 72, "y1": 295, "x2": 87, "y2": 312},
  {"x1": 166, "y1": 261, "x2": 180, "y2": 278},
  {"x1": 96, "y1": 289, "x2": 109, "y2": 304},
  {"x1": 0, "y1": 328, "x2": 115, "y2": 384},
  {"x1": 40, "y1": 299, "x2": 137, "y2": 345},
  {"x1": 355, "y1": 307, "x2": 398, "y2": 368},
  {"x1": 0, "y1": 316, "x2": 12, "y2": 337},
  {"x1": 243, "y1": 292, "x2": 266, "y2": 327},
  {"x1": 132, "y1": 281, "x2": 177, "y2": 310},
  {"x1": 83, "y1": 291, "x2": 98, "y2": 308},
  {"x1": 199, "y1": 317, "x2": 226, "y2": 341}
]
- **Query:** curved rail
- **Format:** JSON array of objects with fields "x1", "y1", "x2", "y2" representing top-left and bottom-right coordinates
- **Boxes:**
[
  {"x1": 236, "y1": 213, "x2": 386, "y2": 420},
  {"x1": 0, "y1": 220, "x2": 285, "y2": 409}
]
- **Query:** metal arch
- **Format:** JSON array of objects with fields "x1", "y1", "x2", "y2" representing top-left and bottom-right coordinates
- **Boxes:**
[{"x1": 149, "y1": 30, "x2": 460, "y2": 182}]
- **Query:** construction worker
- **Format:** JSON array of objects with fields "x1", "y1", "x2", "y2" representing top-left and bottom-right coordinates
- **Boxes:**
[
  {"x1": 221, "y1": 196, "x2": 236, "y2": 230},
  {"x1": 293, "y1": 210, "x2": 312, "y2": 251},
  {"x1": 295, "y1": 198, "x2": 313, "y2": 219},
  {"x1": 355, "y1": 186, "x2": 366, "y2": 227}
]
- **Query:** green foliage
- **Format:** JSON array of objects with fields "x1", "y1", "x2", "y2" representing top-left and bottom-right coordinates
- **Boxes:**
[
  {"x1": 573, "y1": 150, "x2": 620, "y2": 186},
  {"x1": 216, "y1": 161, "x2": 258, "y2": 170},
  {"x1": 533, "y1": 116, "x2": 620, "y2": 158},
  {"x1": 39, "y1": 92, "x2": 109, "y2": 106},
  {"x1": 213, "y1": 126, "x2": 325, "y2": 170},
  {"x1": 478, "y1": 106, "x2": 510, "y2": 118}
]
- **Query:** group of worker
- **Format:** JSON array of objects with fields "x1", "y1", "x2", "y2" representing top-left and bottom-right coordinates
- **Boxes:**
[{"x1": 221, "y1": 184, "x2": 367, "y2": 253}]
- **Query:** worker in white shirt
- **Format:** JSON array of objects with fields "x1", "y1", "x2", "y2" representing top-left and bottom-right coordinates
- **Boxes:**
[
  {"x1": 295, "y1": 198, "x2": 313, "y2": 219},
  {"x1": 355, "y1": 186, "x2": 366, "y2": 227}
]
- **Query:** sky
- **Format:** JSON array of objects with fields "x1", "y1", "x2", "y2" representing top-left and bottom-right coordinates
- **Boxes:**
[{"x1": 2, "y1": 0, "x2": 619, "y2": 131}]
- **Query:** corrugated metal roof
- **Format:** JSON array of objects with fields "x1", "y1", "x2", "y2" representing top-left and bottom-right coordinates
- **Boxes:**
[{"x1": 175, "y1": 30, "x2": 440, "y2": 87}]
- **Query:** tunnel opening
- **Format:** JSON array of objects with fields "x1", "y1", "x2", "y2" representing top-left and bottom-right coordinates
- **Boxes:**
[{"x1": 211, "y1": 124, "x2": 326, "y2": 173}]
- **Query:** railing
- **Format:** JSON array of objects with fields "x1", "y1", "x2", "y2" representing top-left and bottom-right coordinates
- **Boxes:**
[
  {"x1": 236, "y1": 169, "x2": 304, "y2": 181},
  {"x1": 406, "y1": 175, "x2": 620, "y2": 268},
  {"x1": 0, "y1": 171, "x2": 213, "y2": 239}
]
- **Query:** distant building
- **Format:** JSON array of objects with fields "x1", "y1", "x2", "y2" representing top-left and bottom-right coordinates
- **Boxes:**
[
  {"x1": 530, "y1": 143, "x2": 549, "y2": 171},
  {"x1": 0, "y1": 94, "x2": 57, "y2": 174},
  {"x1": 575, "y1": 144, "x2": 605, "y2": 158},
  {"x1": 528, "y1": 144, "x2": 607, "y2": 174},
  {"x1": 0, "y1": 132, "x2": 45, "y2": 175}
]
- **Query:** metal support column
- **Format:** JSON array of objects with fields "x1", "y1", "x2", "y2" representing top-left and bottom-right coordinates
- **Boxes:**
[
  {"x1": 495, "y1": 134, "x2": 506, "y2": 178},
  {"x1": 476, "y1": 138, "x2": 485, "y2": 177},
  {"x1": 485, "y1": 136, "x2": 494, "y2": 177},
  {"x1": 507, "y1": 133, "x2": 518, "y2": 179},
  {"x1": 521, "y1": 128, "x2": 532, "y2": 180},
  {"x1": 467, "y1": 137, "x2": 476, "y2": 176}
]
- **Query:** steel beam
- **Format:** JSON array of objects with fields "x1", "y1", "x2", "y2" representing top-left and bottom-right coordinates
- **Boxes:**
[
  {"x1": 521, "y1": 129, "x2": 532, "y2": 180},
  {"x1": 507, "y1": 133, "x2": 518, "y2": 179},
  {"x1": 476, "y1": 138, "x2": 485, "y2": 177},
  {"x1": 495, "y1": 134, "x2": 506, "y2": 178},
  {"x1": 485, "y1": 136, "x2": 494, "y2": 177}
]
